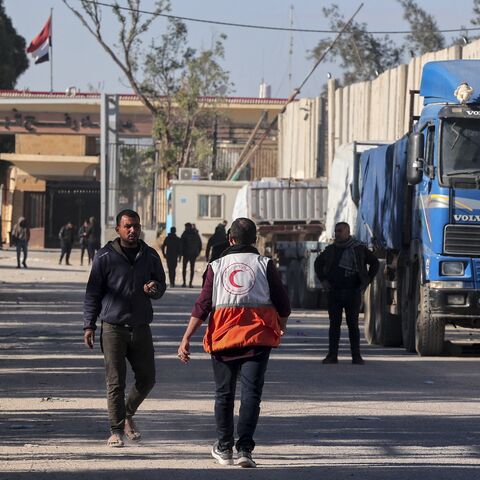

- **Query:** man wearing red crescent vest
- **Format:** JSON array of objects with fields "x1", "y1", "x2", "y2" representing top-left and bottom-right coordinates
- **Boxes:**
[{"x1": 177, "y1": 217, "x2": 290, "y2": 468}]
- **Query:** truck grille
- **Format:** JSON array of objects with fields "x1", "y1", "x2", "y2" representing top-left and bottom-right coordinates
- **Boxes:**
[{"x1": 444, "y1": 225, "x2": 480, "y2": 256}]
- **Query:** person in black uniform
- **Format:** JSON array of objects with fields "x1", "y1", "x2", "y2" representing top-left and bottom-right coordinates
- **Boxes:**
[
  {"x1": 58, "y1": 221, "x2": 75, "y2": 266},
  {"x1": 180, "y1": 222, "x2": 202, "y2": 287},
  {"x1": 314, "y1": 222, "x2": 379, "y2": 364},
  {"x1": 161, "y1": 227, "x2": 182, "y2": 287}
]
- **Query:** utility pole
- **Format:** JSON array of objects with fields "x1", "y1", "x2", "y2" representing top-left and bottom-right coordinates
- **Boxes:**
[{"x1": 288, "y1": 5, "x2": 294, "y2": 92}]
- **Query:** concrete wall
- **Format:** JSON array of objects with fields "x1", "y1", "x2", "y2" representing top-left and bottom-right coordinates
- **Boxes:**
[
  {"x1": 278, "y1": 97, "x2": 325, "y2": 179},
  {"x1": 326, "y1": 41, "x2": 475, "y2": 168},
  {"x1": 171, "y1": 180, "x2": 248, "y2": 247},
  {"x1": 16, "y1": 134, "x2": 87, "y2": 156}
]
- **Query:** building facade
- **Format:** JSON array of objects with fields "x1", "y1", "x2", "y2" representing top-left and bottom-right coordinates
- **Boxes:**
[{"x1": 0, "y1": 91, "x2": 286, "y2": 247}]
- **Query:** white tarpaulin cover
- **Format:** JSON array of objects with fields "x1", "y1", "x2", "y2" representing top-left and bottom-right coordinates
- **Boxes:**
[{"x1": 321, "y1": 143, "x2": 380, "y2": 242}]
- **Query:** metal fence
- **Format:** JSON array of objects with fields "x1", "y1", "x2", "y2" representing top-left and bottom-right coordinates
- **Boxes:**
[{"x1": 104, "y1": 141, "x2": 159, "y2": 232}]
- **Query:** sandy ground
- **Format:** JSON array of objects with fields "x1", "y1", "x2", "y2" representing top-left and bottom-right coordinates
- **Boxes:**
[{"x1": 1, "y1": 248, "x2": 480, "y2": 479}]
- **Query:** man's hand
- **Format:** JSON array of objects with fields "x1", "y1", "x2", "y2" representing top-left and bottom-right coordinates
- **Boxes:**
[
  {"x1": 177, "y1": 339, "x2": 191, "y2": 363},
  {"x1": 84, "y1": 329, "x2": 95, "y2": 349},
  {"x1": 144, "y1": 281, "x2": 158, "y2": 296},
  {"x1": 279, "y1": 317, "x2": 288, "y2": 336}
]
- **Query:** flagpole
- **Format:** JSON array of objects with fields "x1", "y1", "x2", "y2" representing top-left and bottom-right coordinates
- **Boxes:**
[{"x1": 50, "y1": 8, "x2": 53, "y2": 93}]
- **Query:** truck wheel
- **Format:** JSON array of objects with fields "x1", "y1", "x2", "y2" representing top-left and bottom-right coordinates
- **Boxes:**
[
  {"x1": 286, "y1": 259, "x2": 301, "y2": 308},
  {"x1": 363, "y1": 284, "x2": 377, "y2": 344},
  {"x1": 373, "y1": 271, "x2": 402, "y2": 347},
  {"x1": 415, "y1": 284, "x2": 445, "y2": 356}
]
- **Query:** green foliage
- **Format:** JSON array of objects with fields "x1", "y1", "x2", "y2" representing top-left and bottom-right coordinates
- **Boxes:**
[
  {"x1": 0, "y1": 0, "x2": 29, "y2": 89},
  {"x1": 472, "y1": 0, "x2": 480, "y2": 26},
  {"x1": 310, "y1": 4, "x2": 403, "y2": 86},
  {"x1": 119, "y1": 145, "x2": 156, "y2": 204},
  {"x1": 398, "y1": 0, "x2": 444, "y2": 55}
]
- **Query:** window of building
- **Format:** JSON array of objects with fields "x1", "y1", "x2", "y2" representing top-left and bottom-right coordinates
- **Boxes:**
[{"x1": 198, "y1": 194, "x2": 223, "y2": 218}]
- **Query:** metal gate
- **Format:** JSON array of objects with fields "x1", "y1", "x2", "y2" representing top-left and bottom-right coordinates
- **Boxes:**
[{"x1": 45, "y1": 181, "x2": 100, "y2": 248}]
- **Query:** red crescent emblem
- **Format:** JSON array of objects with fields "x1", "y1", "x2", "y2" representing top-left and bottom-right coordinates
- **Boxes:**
[{"x1": 229, "y1": 269, "x2": 243, "y2": 288}]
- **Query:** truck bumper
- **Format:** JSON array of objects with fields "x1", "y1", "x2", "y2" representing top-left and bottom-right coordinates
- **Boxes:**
[{"x1": 430, "y1": 288, "x2": 480, "y2": 322}]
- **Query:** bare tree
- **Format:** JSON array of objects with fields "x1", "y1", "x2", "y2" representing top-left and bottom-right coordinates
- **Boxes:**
[{"x1": 62, "y1": 0, "x2": 231, "y2": 172}]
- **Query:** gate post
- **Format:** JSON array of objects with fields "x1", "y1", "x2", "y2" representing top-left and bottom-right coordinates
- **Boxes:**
[{"x1": 100, "y1": 94, "x2": 119, "y2": 244}]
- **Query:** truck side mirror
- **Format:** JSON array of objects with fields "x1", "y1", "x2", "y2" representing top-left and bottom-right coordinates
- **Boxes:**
[{"x1": 407, "y1": 132, "x2": 425, "y2": 185}]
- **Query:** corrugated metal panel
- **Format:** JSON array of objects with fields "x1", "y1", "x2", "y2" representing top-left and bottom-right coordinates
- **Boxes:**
[{"x1": 248, "y1": 178, "x2": 327, "y2": 224}]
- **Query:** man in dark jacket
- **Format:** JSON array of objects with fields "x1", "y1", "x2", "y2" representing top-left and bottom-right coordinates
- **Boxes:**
[
  {"x1": 58, "y1": 221, "x2": 75, "y2": 265},
  {"x1": 83, "y1": 209, "x2": 166, "y2": 447},
  {"x1": 206, "y1": 224, "x2": 229, "y2": 263},
  {"x1": 161, "y1": 226, "x2": 182, "y2": 287},
  {"x1": 314, "y1": 222, "x2": 379, "y2": 365},
  {"x1": 180, "y1": 222, "x2": 202, "y2": 287}
]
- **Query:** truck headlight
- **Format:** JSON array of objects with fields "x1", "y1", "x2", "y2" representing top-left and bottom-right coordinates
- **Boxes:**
[{"x1": 441, "y1": 261, "x2": 464, "y2": 276}]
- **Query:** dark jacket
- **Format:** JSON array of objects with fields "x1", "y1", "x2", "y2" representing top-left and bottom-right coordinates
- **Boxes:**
[
  {"x1": 79, "y1": 225, "x2": 88, "y2": 247},
  {"x1": 86, "y1": 222, "x2": 101, "y2": 246},
  {"x1": 59, "y1": 225, "x2": 75, "y2": 246},
  {"x1": 181, "y1": 229, "x2": 202, "y2": 258},
  {"x1": 314, "y1": 242, "x2": 379, "y2": 291},
  {"x1": 83, "y1": 238, "x2": 166, "y2": 330},
  {"x1": 161, "y1": 233, "x2": 182, "y2": 260},
  {"x1": 206, "y1": 228, "x2": 228, "y2": 261}
]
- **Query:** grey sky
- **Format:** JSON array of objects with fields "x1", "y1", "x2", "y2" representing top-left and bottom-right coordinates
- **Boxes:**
[{"x1": 4, "y1": 0, "x2": 473, "y2": 98}]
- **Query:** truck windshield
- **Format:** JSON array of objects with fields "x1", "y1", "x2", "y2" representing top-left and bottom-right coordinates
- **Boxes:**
[{"x1": 441, "y1": 118, "x2": 480, "y2": 181}]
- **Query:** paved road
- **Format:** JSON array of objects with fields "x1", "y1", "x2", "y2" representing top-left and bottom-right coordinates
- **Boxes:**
[{"x1": 1, "y1": 249, "x2": 480, "y2": 479}]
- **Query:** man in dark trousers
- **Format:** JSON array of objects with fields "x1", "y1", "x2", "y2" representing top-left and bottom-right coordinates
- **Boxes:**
[
  {"x1": 314, "y1": 222, "x2": 379, "y2": 365},
  {"x1": 180, "y1": 222, "x2": 202, "y2": 287},
  {"x1": 177, "y1": 217, "x2": 290, "y2": 468},
  {"x1": 161, "y1": 226, "x2": 182, "y2": 287},
  {"x1": 58, "y1": 221, "x2": 75, "y2": 265},
  {"x1": 83, "y1": 209, "x2": 166, "y2": 447}
]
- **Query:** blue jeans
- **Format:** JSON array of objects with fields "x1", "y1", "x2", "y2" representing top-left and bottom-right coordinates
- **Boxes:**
[{"x1": 211, "y1": 348, "x2": 271, "y2": 452}]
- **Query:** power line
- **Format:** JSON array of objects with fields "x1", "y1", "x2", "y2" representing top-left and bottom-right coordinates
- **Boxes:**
[{"x1": 79, "y1": 0, "x2": 480, "y2": 36}]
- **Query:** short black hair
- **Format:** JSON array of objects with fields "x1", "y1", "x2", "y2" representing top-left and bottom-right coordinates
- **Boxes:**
[
  {"x1": 170, "y1": 226, "x2": 176, "y2": 233},
  {"x1": 230, "y1": 217, "x2": 257, "y2": 245},
  {"x1": 116, "y1": 209, "x2": 140, "y2": 226},
  {"x1": 185, "y1": 222, "x2": 192, "y2": 229},
  {"x1": 335, "y1": 221, "x2": 350, "y2": 231}
]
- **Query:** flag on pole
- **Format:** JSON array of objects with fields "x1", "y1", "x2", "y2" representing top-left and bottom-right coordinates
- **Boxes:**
[{"x1": 26, "y1": 16, "x2": 52, "y2": 64}]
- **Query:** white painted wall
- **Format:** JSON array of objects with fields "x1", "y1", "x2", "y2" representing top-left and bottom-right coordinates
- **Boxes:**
[{"x1": 171, "y1": 180, "x2": 248, "y2": 245}]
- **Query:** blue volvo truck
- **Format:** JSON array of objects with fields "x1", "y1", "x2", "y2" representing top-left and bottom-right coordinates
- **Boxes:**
[{"x1": 355, "y1": 60, "x2": 480, "y2": 356}]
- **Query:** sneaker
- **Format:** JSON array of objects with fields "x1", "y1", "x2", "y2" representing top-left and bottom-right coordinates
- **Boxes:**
[
  {"x1": 322, "y1": 354, "x2": 338, "y2": 364},
  {"x1": 352, "y1": 356, "x2": 365, "y2": 365},
  {"x1": 211, "y1": 441, "x2": 233, "y2": 466},
  {"x1": 236, "y1": 450, "x2": 256, "y2": 468}
]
